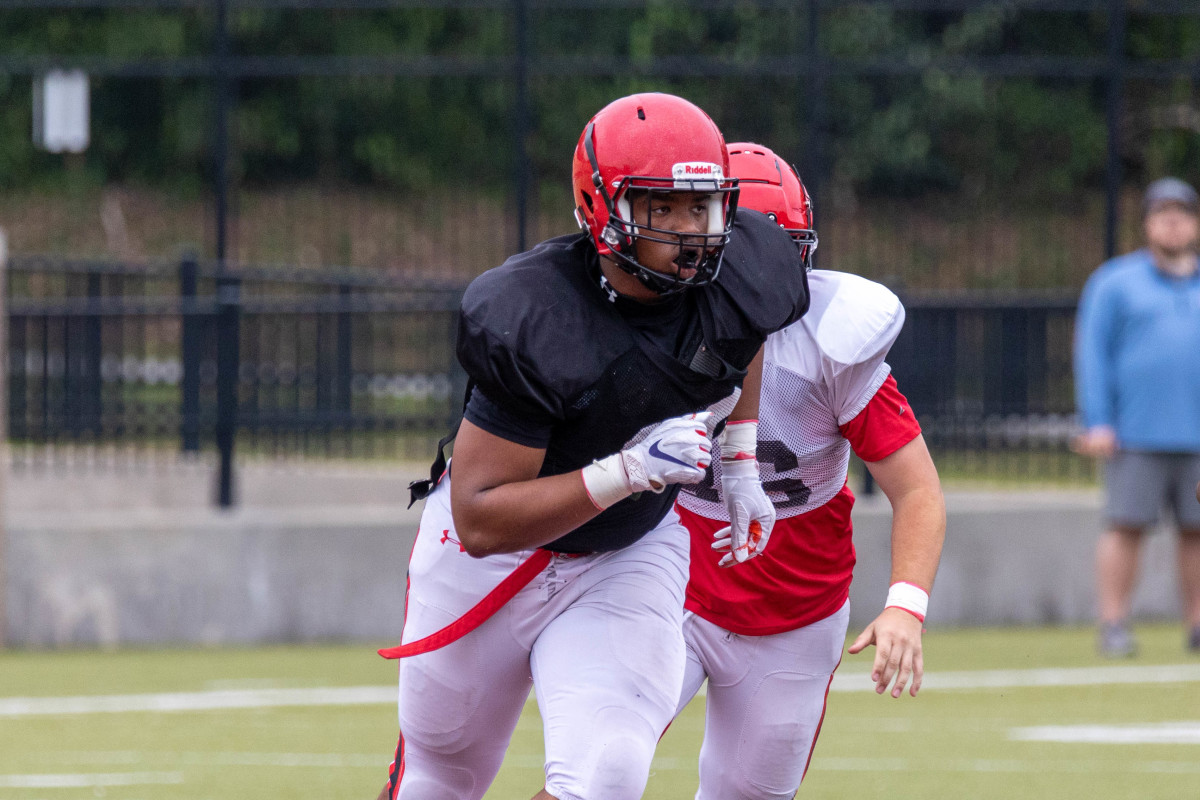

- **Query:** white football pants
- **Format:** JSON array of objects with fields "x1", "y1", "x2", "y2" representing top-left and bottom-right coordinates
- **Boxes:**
[
  {"x1": 387, "y1": 477, "x2": 690, "y2": 800},
  {"x1": 675, "y1": 601, "x2": 849, "y2": 800}
]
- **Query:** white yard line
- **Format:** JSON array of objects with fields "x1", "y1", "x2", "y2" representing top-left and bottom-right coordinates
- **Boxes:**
[
  {"x1": 20, "y1": 751, "x2": 388, "y2": 769},
  {"x1": 0, "y1": 772, "x2": 184, "y2": 788},
  {"x1": 0, "y1": 686, "x2": 394, "y2": 716},
  {"x1": 813, "y1": 757, "x2": 1200, "y2": 773},
  {"x1": 1011, "y1": 722, "x2": 1200, "y2": 745},
  {"x1": 511, "y1": 755, "x2": 1200, "y2": 773},
  {"x1": 829, "y1": 662, "x2": 1200, "y2": 693},
  {"x1": 2, "y1": 663, "x2": 1199, "y2": 717}
]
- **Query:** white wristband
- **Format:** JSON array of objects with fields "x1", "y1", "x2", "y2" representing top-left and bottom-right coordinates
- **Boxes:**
[
  {"x1": 581, "y1": 453, "x2": 632, "y2": 510},
  {"x1": 719, "y1": 419, "x2": 758, "y2": 462},
  {"x1": 885, "y1": 581, "x2": 929, "y2": 623}
]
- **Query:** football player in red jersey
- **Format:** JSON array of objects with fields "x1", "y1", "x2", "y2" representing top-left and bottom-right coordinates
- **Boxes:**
[
  {"x1": 376, "y1": 99, "x2": 809, "y2": 800},
  {"x1": 671, "y1": 143, "x2": 946, "y2": 799}
]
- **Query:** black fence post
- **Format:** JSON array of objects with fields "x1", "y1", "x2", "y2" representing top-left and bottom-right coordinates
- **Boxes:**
[
  {"x1": 63, "y1": 301, "x2": 76, "y2": 439},
  {"x1": 8, "y1": 315, "x2": 25, "y2": 445},
  {"x1": 336, "y1": 282, "x2": 353, "y2": 422},
  {"x1": 85, "y1": 272, "x2": 102, "y2": 437},
  {"x1": 179, "y1": 253, "x2": 201, "y2": 453},
  {"x1": 999, "y1": 308, "x2": 1029, "y2": 416},
  {"x1": 215, "y1": 275, "x2": 240, "y2": 507},
  {"x1": 213, "y1": 0, "x2": 239, "y2": 507},
  {"x1": 1026, "y1": 308, "x2": 1049, "y2": 416}
]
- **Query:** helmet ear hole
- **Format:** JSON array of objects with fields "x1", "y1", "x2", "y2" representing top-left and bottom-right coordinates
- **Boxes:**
[{"x1": 579, "y1": 191, "x2": 594, "y2": 212}]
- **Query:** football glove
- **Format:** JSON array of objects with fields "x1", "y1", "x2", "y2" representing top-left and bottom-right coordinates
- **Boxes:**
[
  {"x1": 711, "y1": 421, "x2": 775, "y2": 567},
  {"x1": 581, "y1": 412, "x2": 712, "y2": 509}
]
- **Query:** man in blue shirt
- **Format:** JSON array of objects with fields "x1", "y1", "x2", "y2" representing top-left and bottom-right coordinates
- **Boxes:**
[{"x1": 1074, "y1": 177, "x2": 1200, "y2": 657}]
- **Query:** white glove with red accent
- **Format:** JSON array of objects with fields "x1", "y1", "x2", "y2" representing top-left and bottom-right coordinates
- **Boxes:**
[
  {"x1": 581, "y1": 412, "x2": 713, "y2": 509},
  {"x1": 711, "y1": 421, "x2": 775, "y2": 567}
]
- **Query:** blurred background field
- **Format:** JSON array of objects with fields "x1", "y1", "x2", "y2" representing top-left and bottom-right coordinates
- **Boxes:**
[
  {"x1": 3, "y1": 3, "x2": 1200, "y2": 798},
  {"x1": 2, "y1": 625, "x2": 1199, "y2": 799}
]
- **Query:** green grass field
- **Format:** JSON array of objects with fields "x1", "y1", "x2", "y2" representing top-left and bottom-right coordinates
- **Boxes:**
[{"x1": 2, "y1": 623, "x2": 1198, "y2": 799}]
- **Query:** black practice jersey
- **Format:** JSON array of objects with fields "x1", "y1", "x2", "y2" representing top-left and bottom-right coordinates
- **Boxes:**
[{"x1": 455, "y1": 209, "x2": 809, "y2": 553}]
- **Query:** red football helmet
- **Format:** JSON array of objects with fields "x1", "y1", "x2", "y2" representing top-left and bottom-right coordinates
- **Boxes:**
[
  {"x1": 726, "y1": 142, "x2": 818, "y2": 270},
  {"x1": 572, "y1": 93, "x2": 739, "y2": 294}
]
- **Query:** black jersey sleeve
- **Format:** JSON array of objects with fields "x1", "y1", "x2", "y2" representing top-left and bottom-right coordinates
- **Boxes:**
[
  {"x1": 462, "y1": 385, "x2": 553, "y2": 449},
  {"x1": 455, "y1": 299, "x2": 563, "y2": 442},
  {"x1": 454, "y1": 239, "x2": 604, "y2": 446}
]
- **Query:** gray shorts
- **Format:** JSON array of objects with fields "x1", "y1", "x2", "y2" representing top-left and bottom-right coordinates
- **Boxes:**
[{"x1": 1104, "y1": 450, "x2": 1200, "y2": 530}]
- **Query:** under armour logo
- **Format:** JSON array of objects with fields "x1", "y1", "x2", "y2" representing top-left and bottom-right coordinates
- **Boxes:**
[
  {"x1": 440, "y1": 529, "x2": 466, "y2": 553},
  {"x1": 599, "y1": 275, "x2": 619, "y2": 303}
]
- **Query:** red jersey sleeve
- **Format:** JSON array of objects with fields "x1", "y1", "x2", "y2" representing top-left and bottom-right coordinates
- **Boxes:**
[{"x1": 838, "y1": 373, "x2": 922, "y2": 462}]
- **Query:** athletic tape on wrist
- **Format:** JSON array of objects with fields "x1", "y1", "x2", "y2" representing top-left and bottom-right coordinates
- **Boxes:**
[
  {"x1": 885, "y1": 581, "x2": 929, "y2": 623},
  {"x1": 581, "y1": 453, "x2": 632, "y2": 510},
  {"x1": 719, "y1": 419, "x2": 758, "y2": 462}
]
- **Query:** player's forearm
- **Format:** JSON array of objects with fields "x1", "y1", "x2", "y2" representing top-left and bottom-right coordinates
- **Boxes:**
[
  {"x1": 727, "y1": 347, "x2": 764, "y2": 423},
  {"x1": 866, "y1": 436, "x2": 945, "y2": 592},
  {"x1": 886, "y1": 485, "x2": 945, "y2": 591},
  {"x1": 452, "y1": 471, "x2": 603, "y2": 557}
]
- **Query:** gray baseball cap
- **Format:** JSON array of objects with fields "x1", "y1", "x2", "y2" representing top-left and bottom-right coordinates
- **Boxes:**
[{"x1": 1143, "y1": 177, "x2": 1199, "y2": 216}]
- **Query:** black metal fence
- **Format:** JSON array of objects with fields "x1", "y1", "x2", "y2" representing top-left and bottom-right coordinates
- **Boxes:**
[
  {"x1": 5, "y1": 253, "x2": 467, "y2": 502},
  {"x1": 9, "y1": 0, "x2": 1173, "y2": 496},
  {"x1": 891, "y1": 291, "x2": 1092, "y2": 484},
  {"x1": 5, "y1": 253, "x2": 1094, "y2": 499}
]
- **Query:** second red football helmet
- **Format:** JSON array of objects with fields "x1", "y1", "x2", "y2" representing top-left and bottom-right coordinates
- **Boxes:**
[
  {"x1": 572, "y1": 93, "x2": 739, "y2": 295},
  {"x1": 726, "y1": 142, "x2": 818, "y2": 270}
]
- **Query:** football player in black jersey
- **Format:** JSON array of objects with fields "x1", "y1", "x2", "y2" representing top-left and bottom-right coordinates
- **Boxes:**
[{"x1": 377, "y1": 93, "x2": 809, "y2": 800}]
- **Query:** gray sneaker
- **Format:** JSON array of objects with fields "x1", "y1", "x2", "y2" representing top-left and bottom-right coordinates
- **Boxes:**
[
  {"x1": 1188, "y1": 627, "x2": 1200, "y2": 654},
  {"x1": 1098, "y1": 623, "x2": 1137, "y2": 658}
]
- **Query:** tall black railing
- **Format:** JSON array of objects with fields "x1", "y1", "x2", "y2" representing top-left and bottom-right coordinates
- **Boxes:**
[
  {"x1": 5, "y1": 253, "x2": 468, "y2": 504},
  {"x1": 6, "y1": 254, "x2": 1095, "y2": 500},
  {"x1": 890, "y1": 291, "x2": 1091, "y2": 483}
]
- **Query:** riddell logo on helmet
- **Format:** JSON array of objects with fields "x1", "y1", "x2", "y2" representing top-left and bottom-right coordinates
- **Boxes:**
[
  {"x1": 673, "y1": 162, "x2": 721, "y2": 178},
  {"x1": 672, "y1": 162, "x2": 723, "y2": 189}
]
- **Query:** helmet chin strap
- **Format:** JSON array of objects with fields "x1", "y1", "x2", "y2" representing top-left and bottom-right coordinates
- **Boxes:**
[
  {"x1": 608, "y1": 235, "x2": 719, "y2": 297},
  {"x1": 598, "y1": 250, "x2": 681, "y2": 298},
  {"x1": 597, "y1": 246, "x2": 690, "y2": 299}
]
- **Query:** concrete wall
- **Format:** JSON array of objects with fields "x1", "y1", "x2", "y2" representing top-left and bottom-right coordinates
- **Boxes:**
[
  {"x1": 848, "y1": 488, "x2": 1182, "y2": 629},
  {"x1": 3, "y1": 464, "x2": 1189, "y2": 647},
  {"x1": 4, "y1": 460, "x2": 423, "y2": 648}
]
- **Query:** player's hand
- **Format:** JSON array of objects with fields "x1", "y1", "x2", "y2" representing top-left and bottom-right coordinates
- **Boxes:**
[
  {"x1": 1071, "y1": 425, "x2": 1117, "y2": 460},
  {"x1": 711, "y1": 458, "x2": 776, "y2": 567},
  {"x1": 847, "y1": 607, "x2": 925, "y2": 698},
  {"x1": 621, "y1": 412, "x2": 713, "y2": 493}
]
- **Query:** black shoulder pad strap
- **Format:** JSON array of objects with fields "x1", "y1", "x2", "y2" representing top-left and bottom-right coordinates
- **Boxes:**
[
  {"x1": 407, "y1": 379, "x2": 473, "y2": 508},
  {"x1": 407, "y1": 423, "x2": 459, "y2": 508}
]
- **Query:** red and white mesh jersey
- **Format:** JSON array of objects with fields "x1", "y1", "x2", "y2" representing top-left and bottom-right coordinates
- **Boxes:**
[{"x1": 677, "y1": 269, "x2": 922, "y2": 635}]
